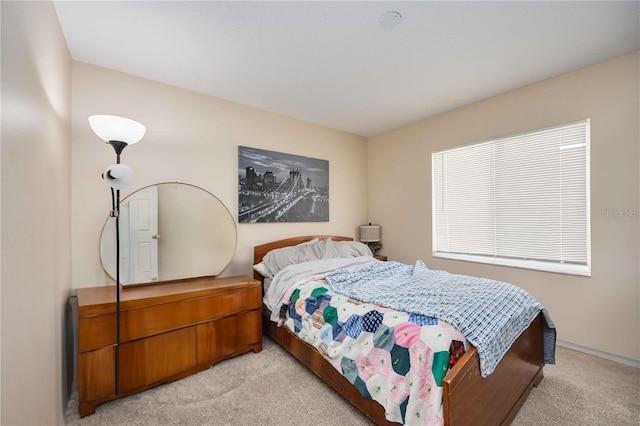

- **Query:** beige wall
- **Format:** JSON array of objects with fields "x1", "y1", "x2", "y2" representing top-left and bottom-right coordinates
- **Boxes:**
[
  {"x1": 368, "y1": 52, "x2": 640, "y2": 362},
  {"x1": 71, "y1": 62, "x2": 368, "y2": 289},
  {"x1": 1, "y1": 1, "x2": 72, "y2": 424}
]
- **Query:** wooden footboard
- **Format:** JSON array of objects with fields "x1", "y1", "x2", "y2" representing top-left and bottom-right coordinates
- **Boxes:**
[
  {"x1": 255, "y1": 236, "x2": 546, "y2": 425},
  {"x1": 442, "y1": 314, "x2": 544, "y2": 425}
]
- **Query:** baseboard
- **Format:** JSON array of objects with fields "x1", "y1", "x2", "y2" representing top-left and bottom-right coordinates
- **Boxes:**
[{"x1": 557, "y1": 339, "x2": 640, "y2": 368}]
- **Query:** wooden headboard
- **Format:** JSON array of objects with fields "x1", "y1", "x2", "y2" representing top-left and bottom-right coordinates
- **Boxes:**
[{"x1": 253, "y1": 235, "x2": 353, "y2": 282}]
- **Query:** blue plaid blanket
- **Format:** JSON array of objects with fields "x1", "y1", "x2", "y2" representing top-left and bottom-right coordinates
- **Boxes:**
[{"x1": 326, "y1": 260, "x2": 556, "y2": 377}]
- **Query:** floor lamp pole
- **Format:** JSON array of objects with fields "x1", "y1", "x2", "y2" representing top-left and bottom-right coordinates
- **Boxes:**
[
  {"x1": 110, "y1": 150, "x2": 124, "y2": 395},
  {"x1": 115, "y1": 184, "x2": 121, "y2": 396}
]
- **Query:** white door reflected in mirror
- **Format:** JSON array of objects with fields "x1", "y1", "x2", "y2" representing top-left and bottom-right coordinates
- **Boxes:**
[{"x1": 127, "y1": 185, "x2": 159, "y2": 283}]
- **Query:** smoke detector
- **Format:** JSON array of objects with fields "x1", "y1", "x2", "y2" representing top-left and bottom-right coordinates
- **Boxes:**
[{"x1": 379, "y1": 11, "x2": 402, "y2": 29}]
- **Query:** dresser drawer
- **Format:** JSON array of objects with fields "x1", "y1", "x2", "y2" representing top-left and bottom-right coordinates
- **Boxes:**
[
  {"x1": 78, "y1": 313, "x2": 115, "y2": 352},
  {"x1": 144, "y1": 326, "x2": 197, "y2": 384},
  {"x1": 196, "y1": 309, "x2": 262, "y2": 365},
  {"x1": 78, "y1": 346, "x2": 115, "y2": 402},
  {"x1": 120, "y1": 285, "x2": 261, "y2": 342}
]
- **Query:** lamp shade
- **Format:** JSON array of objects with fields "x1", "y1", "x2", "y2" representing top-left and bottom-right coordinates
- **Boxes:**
[
  {"x1": 359, "y1": 224, "x2": 381, "y2": 243},
  {"x1": 89, "y1": 115, "x2": 146, "y2": 144},
  {"x1": 103, "y1": 164, "x2": 135, "y2": 190}
]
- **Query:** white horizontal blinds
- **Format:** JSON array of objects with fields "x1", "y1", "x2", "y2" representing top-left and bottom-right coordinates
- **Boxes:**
[
  {"x1": 432, "y1": 153, "x2": 447, "y2": 251},
  {"x1": 494, "y1": 122, "x2": 589, "y2": 264},
  {"x1": 433, "y1": 143, "x2": 495, "y2": 256},
  {"x1": 559, "y1": 122, "x2": 589, "y2": 264},
  {"x1": 433, "y1": 120, "x2": 589, "y2": 270}
]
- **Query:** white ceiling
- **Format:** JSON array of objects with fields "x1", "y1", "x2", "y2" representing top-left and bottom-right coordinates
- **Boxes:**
[{"x1": 53, "y1": 1, "x2": 639, "y2": 137}]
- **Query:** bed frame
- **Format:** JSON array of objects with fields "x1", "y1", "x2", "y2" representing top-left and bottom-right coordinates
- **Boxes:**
[{"x1": 255, "y1": 235, "x2": 545, "y2": 425}]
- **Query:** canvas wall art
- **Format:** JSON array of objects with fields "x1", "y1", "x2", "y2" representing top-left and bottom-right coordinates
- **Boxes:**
[{"x1": 238, "y1": 146, "x2": 329, "y2": 223}]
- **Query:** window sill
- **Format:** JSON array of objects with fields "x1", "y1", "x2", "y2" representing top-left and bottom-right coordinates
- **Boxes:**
[{"x1": 433, "y1": 252, "x2": 591, "y2": 277}]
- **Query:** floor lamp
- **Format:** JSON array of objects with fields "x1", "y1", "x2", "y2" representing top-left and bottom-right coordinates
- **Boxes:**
[{"x1": 89, "y1": 114, "x2": 146, "y2": 395}]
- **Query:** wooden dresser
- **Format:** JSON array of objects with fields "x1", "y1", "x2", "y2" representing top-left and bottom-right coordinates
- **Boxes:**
[{"x1": 76, "y1": 275, "x2": 262, "y2": 417}]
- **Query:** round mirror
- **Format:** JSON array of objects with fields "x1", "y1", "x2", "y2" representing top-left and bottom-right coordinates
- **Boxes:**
[{"x1": 100, "y1": 182, "x2": 237, "y2": 285}]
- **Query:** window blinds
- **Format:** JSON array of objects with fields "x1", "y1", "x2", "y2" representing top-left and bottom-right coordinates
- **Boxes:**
[{"x1": 432, "y1": 120, "x2": 590, "y2": 276}]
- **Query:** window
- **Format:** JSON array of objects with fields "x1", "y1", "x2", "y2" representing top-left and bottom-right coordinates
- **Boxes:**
[{"x1": 432, "y1": 120, "x2": 590, "y2": 276}]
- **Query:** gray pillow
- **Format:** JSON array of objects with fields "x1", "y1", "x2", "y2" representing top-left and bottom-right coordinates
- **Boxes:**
[
  {"x1": 330, "y1": 240, "x2": 373, "y2": 258},
  {"x1": 261, "y1": 238, "x2": 373, "y2": 277},
  {"x1": 262, "y1": 238, "x2": 326, "y2": 276}
]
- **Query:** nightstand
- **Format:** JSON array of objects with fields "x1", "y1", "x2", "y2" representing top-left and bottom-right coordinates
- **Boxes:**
[{"x1": 374, "y1": 255, "x2": 388, "y2": 261}]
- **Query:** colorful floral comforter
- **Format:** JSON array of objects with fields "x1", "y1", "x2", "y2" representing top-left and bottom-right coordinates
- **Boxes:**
[{"x1": 275, "y1": 268, "x2": 467, "y2": 425}]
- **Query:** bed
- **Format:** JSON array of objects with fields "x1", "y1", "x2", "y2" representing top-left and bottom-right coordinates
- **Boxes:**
[{"x1": 254, "y1": 235, "x2": 553, "y2": 426}]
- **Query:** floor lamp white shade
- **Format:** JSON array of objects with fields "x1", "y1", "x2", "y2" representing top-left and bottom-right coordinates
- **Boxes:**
[
  {"x1": 103, "y1": 164, "x2": 135, "y2": 190},
  {"x1": 89, "y1": 115, "x2": 146, "y2": 144}
]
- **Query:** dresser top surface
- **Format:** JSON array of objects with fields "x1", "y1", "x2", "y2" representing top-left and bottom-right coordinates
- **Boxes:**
[{"x1": 77, "y1": 275, "x2": 259, "y2": 317}]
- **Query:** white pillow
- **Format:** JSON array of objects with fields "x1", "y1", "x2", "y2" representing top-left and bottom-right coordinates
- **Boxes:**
[{"x1": 252, "y1": 262, "x2": 272, "y2": 278}]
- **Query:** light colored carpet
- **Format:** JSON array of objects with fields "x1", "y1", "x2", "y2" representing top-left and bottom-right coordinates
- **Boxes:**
[{"x1": 66, "y1": 338, "x2": 639, "y2": 425}]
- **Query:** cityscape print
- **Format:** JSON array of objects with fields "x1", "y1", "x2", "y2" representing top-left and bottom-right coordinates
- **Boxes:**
[{"x1": 238, "y1": 146, "x2": 329, "y2": 223}]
